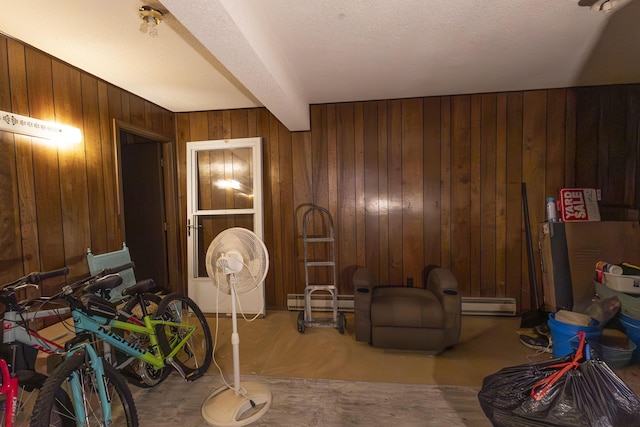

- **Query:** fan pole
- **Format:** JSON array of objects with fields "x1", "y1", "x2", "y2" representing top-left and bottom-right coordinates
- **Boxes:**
[{"x1": 231, "y1": 283, "x2": 241, "y2": 395}]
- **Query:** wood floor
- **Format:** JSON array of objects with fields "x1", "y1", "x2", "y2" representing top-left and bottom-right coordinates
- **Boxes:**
[
  {"x1": 203, "y1": 310, "x2": 640, "y2": 393},
  {"x1": 38, "y1": 310, "x2": 640, "y2": 392}
]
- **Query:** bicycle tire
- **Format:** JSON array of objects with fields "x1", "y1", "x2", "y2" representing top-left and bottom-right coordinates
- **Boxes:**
[
  {"x1": 155, "y1": 294, "x2": 213, "y2": 381},
  {"x1": 116, "y1": 292, "x2": 170, "y2": 388},
  {"x1": 1, "y1": 371, "x2": 73, "y2": 427},
  {"x1": 30, "y1": 351, "x2": 138, "y2": 427}
]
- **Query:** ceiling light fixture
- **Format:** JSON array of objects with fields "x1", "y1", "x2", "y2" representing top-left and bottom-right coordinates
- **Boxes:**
[
  {"x1": 139, "y1": 6, "x2": 163, "y2": 37},
  {"x1": 589, "y1": 0, "x2": 632, "y2": 12}
]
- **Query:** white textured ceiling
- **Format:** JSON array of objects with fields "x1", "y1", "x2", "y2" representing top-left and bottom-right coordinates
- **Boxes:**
[{"x1": 1, "y1": 0, "x2": 639, "y2": 131}]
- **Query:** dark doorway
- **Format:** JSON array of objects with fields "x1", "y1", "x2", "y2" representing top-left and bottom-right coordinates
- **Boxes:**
[{"x1": 119, "y1": 129, "x2": 169, "y2": 291}]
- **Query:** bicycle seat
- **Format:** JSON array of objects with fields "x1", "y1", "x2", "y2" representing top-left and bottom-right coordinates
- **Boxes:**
[{"x1": 121, "y1": 278, "x2": 156, "y2": 297}]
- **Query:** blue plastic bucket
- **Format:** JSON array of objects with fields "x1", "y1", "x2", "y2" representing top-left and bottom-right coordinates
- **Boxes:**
[
  {"x1": 548, "y1": 313, "x2": 601, "y2": 358},
  {"x1": 618, "y1": 313, "x2": 640, "y2": 364}
]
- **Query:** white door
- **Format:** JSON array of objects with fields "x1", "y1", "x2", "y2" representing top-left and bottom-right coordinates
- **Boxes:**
[{"x1": 186, "y1": 137, "x2": 265, "y2": 315}]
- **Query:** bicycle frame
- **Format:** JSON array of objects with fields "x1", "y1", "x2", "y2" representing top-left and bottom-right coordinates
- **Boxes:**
[
  {"x1": 64, "y1": 343, "x2": 113, "y2": 425},
  {"x1": 0, "y1": 359, "x2": 18, "y2": 427},
  {"x1": 2, "y1": 307, "x2": 69, "y2": 356},
  {"x1": 71, "y1": 304, "x2": 195, "y2": 371}
]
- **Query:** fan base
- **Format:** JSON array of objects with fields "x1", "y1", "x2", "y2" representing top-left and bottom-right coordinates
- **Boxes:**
[{"x1": 201, "y1": 381, "x2": 272, "y2": 427}]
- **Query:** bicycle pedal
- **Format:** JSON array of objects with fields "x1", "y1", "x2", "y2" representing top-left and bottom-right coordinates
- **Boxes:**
[{"x1": 185, "y1": 369, "x2": 204, "y2": 382}]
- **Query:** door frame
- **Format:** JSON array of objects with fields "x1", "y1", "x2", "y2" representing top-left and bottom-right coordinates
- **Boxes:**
[
  {"x1": 113, "y1": 119, "x2": 182, "y2": 294},
  {"x1": 186, "y1": 137, "x2": 264, "y2": 314}
]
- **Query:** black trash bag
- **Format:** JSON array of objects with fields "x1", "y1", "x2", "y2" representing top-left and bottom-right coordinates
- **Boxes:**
[{"x1": 478, "y1": 331, "x2": 640, "y2": 427}]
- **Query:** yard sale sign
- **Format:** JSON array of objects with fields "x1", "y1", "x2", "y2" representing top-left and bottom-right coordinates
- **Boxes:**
[{"x1": 559, "y1": 188, "x2": 601, "y2": 222}]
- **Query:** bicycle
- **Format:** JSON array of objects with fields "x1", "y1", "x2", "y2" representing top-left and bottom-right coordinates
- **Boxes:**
[
  {"x1": 30, "y1": 340, "x2": 138, "y2": 427},
  {"x1": 0, "y1": 358, "x2": 18, "y2": 427},
  {"x1": 0, "y1": 268, "x2": 76, "y2": 427},
  {"x1": 1, "y1": 265, "x2": 152, "y2": 425},
  {"x1": 29, "y1": 266, "x2": 213, "y2": 426}
]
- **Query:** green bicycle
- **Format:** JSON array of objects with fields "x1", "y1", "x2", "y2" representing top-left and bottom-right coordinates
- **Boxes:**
[{"x1": 30, "y1": 270, "x2": 213, "y2": 426}]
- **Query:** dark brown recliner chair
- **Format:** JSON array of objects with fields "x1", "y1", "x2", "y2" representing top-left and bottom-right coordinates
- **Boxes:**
[{"x1": 353, "y1": 267, "x2": 461, "y2": 353}]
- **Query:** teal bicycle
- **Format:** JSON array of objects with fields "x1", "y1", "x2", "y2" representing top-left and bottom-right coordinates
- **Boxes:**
[{"x1": 30, "y1": 267, "x2": 213, "y2": 426}]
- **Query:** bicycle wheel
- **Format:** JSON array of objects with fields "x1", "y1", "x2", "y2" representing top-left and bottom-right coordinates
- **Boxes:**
[
  {"x1": 155, "y1": 293, "x2": 212, "y2": 380},
  {"x1": 30, "y1": 351, "x2": 138, "y2": 427},
  {"x1": 117, "y1": 293, "x2": 170, "y2": 388},
  {"x1": 0, "y1": 371, "x2": 73, "y2": 427}
]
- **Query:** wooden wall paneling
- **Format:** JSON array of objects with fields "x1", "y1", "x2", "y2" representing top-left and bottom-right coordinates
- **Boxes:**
[
  {"x1": 52, "y1": 60, "x2": 90, "y2": 277},
  {"x1": 439, "y1": 97, "x2": 452, "y2": 269},
  {"x1": 336, "y1": 103, "x2": 357, "y2": 291},
  {"x1": 189, "y1": 112, "x2": 209, "y2": 142},
  {"x1": 521, "y1": 90, "x2": 547, "y2": 310},
  {"x1": 400, "y1": 98, "x2": 423, "y2": 285},
  {"x1": 0, "y1": 127, "x2": 21, "y2": 282},
  {"x1": 608, "y1": 86, "x2": 632, "y2": 205},
  {"x1": 268, "y1": 114, "x2": 284, "y2": 306},
  {"x1": 574, "y1": 87, "x2": 600, "y2": 189},
  {"x1": 96, "y1": 83, "x2": 116, "y2": 250},
  {"x1": 375, "y1": 102, "x2": 390, "y2": 283},
  {"x1": 450, "y1": 95, "x2": 472, "y2": 294},
  {"x1": 0, "y1": 36, "x2": 8, "y2": 107},
  {"x1": 564, "y1": 89, "x2": 577, "y2": 188},
  {"x1": 247, "y1": 109, "x2": 258, "y2": 137},
  {"x1": 423, "y1": 97, "x2": 442, "y2": 268},
  {"x1": 230, "y1": 109, "x2": 249, "y2": 138},
  {"x1": 257, "y1": 109, "x2": 276, "y2": 300},
  {"x1": 599, "y1": 86, "x2": 625, "y2": 204},
  {"x1": 127, "y1": 95, "x2": 144, "y2": 128},
  {"x1": 277, "y1": 122, "x2": 295, "y2": 298},
  {"x1": 6, "y1": 39, "x2": 36, "y2": 278},
  {"x1": 81, "y1": 74, "x2": 108, "y2": 254},
  {"x1": 546, "y1": 89, "x2": 567, "y2": 200},
  {"x1": 469, "y1": 95, "x2": 482, "y2": 296},
  {"x1": 0, "y1": 37, "x2": 21, "y2": 281},
  {"x1": 495, "y1": 94, "x2": 508, "y2": 297},
  {"x1": 354, "y1": 103, "x2": 366, "y2": 279},
  {"x1": 622, "y1": 85, "x2": 640, "y2": 207},
  {"x1": 292, "y1": 130, "x2": 312, "y2": 294},
  {"x1": 480, "y1": 94, "x2": 497, "y2": 296},
  {"x1": 26, "y1": 48, "x2": 66, "y2": 276},
  {"x1": 325, "y1": 105, "x2": 339, "y2": 261},
  {"x1": 363, "y1": 102, "x2": 380, "y2": 276},
  {"x1": 174, "y1": 112, "x2": 191, "y2": 293},
  {"x1": 387, "y1": 100, "x2": 403, "y2": 285},
  {"x1": 308, "y1": 105, "x2": 327, "y2": 289},
  {"x1": 161, "y1": 136, "x2": 181, "y2": 293},
  {"x1": 206, "y1": 111, "x2": 223, "y2": 140},
  {"x1": 106, "y1": 85, "x2": 125, "y2": 249},
  {"x1": 505, "y1": 93, "x2": 524, "y2": 309}
]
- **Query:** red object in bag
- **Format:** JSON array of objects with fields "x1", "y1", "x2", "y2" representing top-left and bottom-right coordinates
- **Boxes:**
[{"x1": 478, "y1": 331, "x2": 640, "y2": 426}]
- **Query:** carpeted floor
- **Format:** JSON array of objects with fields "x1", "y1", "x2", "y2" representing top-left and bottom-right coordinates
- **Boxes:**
[{"x1": 131, "y1": 373, "x2": 490, "y2": 427}]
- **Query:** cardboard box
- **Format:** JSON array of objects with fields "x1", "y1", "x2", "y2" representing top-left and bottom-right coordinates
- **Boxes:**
[{"x1": 539, "y1": 221, "x2": 640, "y2": 311}]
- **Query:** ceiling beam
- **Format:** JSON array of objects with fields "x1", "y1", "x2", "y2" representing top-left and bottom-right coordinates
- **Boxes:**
[{"x1": 162, "y1": 0, "x2": 311, "y2": 131}]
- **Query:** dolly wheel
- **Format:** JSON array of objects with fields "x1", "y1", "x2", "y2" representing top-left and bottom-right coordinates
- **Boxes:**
[
  {"x1": 338, "y1": 312, "x2": 345, "y2": 334},
  {"x1": 297, "y1": 311, "x2": 306, "y2": 333}
]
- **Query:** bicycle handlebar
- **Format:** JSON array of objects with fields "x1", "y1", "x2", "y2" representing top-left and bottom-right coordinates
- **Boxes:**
[
  {"x1": 58, "y1": 261, "x2": 135, "y2": 298},
  {"x1": 2, "y1": 266, "x2": 69, "y2": 290},
  {"x1": 29, "y1": 267, "x2": 70, "y2": 283}
]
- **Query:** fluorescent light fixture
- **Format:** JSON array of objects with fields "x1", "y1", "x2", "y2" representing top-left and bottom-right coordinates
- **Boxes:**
[{"x1": 0, "y1": 110, "x2": 82, "y2": 145}]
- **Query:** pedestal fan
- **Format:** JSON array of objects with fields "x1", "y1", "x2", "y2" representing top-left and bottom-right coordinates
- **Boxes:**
[{"x1": 201, "y1": 227, "x2": 271, "y2": 427}]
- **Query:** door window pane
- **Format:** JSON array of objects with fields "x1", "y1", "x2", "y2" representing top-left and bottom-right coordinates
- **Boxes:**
[{"x1": 197, "y1": 148, "x2": 254, "y2": 210}]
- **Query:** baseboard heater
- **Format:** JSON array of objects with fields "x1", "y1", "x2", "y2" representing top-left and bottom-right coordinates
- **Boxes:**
[{"x1": 286, "y1": 294, "x2": 516, "y2": 316}]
